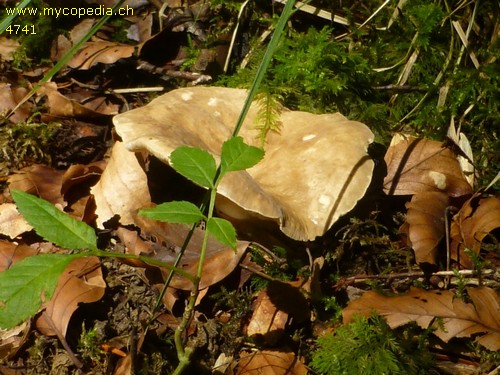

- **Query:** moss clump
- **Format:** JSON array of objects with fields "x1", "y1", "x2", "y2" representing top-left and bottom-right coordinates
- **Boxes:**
[
  {"x1": 311, "y1": 314, "x2": 435, "y2": 375},
  {"x1": 0, "y1": 116, "x2": 60, "y2": 174},
  {"x1": 0, "y1": 0, "x2": 63, "y2": 66},
  {"x1": 218, "y1": 0, "x2": 499, "y2": 190}
]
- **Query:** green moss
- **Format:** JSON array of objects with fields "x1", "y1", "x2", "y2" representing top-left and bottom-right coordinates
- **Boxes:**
[
  {"x1": 1, "y1": 0, "x2": 63, "y2": 65},
  {"x1": 217, "y1": 0, "x2": 499, "y2": 190},
  {"x1": 311, "y1": 314, "x2": 435, "y2": 375},
  {"x1": 0, "y1": 116, "x2": 60, "y2": 174}
]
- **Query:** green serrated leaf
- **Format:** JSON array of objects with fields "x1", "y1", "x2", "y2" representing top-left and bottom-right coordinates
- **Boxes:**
[
  {"x1": 139, "y1": 201, "x2": 205, "y2": 224},
  {"x1": 170, "y1": 146, "x2": 216, "y2": 188},
  {"x1": 220, "y1": 136, "x2": 265, "y2": 175},
  {"x1": 0, "y1": 253, "x2": 81, "y2": 329},
  {"x1": 12, "y1": 190, "x2": 98, "y2": 251},
  {"x1": 206, "y1": 217, "x2": 237, "y2": 249}
]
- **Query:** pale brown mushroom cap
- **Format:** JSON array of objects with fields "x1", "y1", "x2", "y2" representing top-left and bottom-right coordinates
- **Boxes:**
[{"x1": 113, "y1": 87, "x2": 374, "y2": 241}]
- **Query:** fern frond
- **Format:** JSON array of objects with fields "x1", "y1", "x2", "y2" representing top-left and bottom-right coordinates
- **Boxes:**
[{"x1": 253, "y1": 90, "x2": 283, "y2": 147}]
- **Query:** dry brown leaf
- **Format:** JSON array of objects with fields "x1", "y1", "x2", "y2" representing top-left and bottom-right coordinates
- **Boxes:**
[
  {"x1": 58, "y1": 163, "x2": 105, "y2": 223},
  {"x1": 0, "y1": 321, "x2": 30, "y2": 360},
  {"x1": 343, "y1": 287, "x2": 500, "y2": 351},
  {"x1": 67, "y1": 39, "x2": 135, "y2": 69},
  {"x1": 114, "y1": 87, "x2": 374, "y2": 241},
  {"x1": 64, "y1": 90, "x2": 119, "y2": 115},
  {"x1": 0, "y1": 241, "x2": 38, "y2": 272},
  {"x1": 36, "y1": 257, "x2": 106, "y2": 337},
  {"x1": 450, "y1": 195, "x2": 500, "y2": 268},
  {"x1": 91, "y1": 141, "x2": 151, "y2": 227},
  {"x1": 384, "y1": 134, "x2": 472, "y2": 197},
  {"x1": 61, "y1": 162, "x2": 105, "y2": 195},
  {"x1": 134, "y1": 216, "x2": 249, "y2": 290},
  {"x1": 8, "y1": 164, "x2": 65, "y2": 206},
  {"x1": 115, "y1": 227, "x2": 152, "y2": 258},
  {"x1": 237, "y1": 350, "x2": 307, "y2": 375},
  {"x1": 51, "y1": 19, "x2": 95, "y2": 61},
  {"x1": 247, "y1": 281, "x2": 310, "y2": 346},
  {"x1": 246, "y1": 289, "x2": 289, "y2": 346},
  {"x1": 0, "y1": 37, "x2": 20, "y2": 61},
  {"x1": 405, "y1": 191, "x2": 449, "y2": 265},
  {"x1": 113, "y1": 354, "x2": 132, "y2": 375},
  {"x1": 38, "y1": 82, "x2": 113, "y2": 118},
  {"x1": 0, "y1": 83, "x2": 31, "y2": 123},
  {"x1": 0, "y1": 203, "x2": 32, "y2": 239}
]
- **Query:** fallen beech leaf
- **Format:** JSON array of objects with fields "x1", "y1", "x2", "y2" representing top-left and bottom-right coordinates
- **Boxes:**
[
  {"x1": 405, "y1": 191, "x2": 449, "y2": 265},
  {"x1": 36, "y1": 256, "x2": 105, "y2": 337},
  {"x1": 213, "y1": 353, "x2": 236, "y2": 375},
  {"x1": 0, "y1": 83, "x2": 31, "y2": 123},
  {"x1": 467, "y1": 287, "x2": 500, "y2": 351},
  {"x1": 0, "y1": 203, "x2": 33, "y2": 238},
  {"x1": 450, "y1": 195, "x2": 500, "y2": 268},
  {"x1": 68, "y1": 39, "x2": 135, "y2": 69},
  {"x1": 114, "y1": 87, "x2": 374, "y2": 241},
  {"x1": 8, "y1": 164, "x2": 65, "y2": 206},
  {"x1": 343, "y1": 287, "x2": 500, "y2": 351},
  {"x1": 59, "y1": 163, "x2": 105, "y2": 223},
  {"x1": 384, "y1": 134, "x2": 472, "y2": 197},
  {"x1": 0, "y1": 37, "x2": 20, "y2": 61},
  {"x1": 134, "y1": 216, "x2": 248, "y2": 290},
  {"x1": 0, "y1": 241, "x2": 37, "y2": 272},
  {"x1": 246, "y1": 289, "x2": 289, "y2": 346},
  {"x1": 91, "y1": 141, "x2": 151, "y2": 227},
  {"x1": 247, "y1": 281, "x2": 310, "y2": 346},
  {"x1": 237, "y1": 349, "x2": 307, "y2": 375},
  {"x1": 38, "y1": 82, "x2": 114, "y2": 118},
  {"x1": 61, "y1": 162, "x2": 105, "y2": 196},
  {"x1": 51, "y1": 19, "x2": 95, "y2": 62},
  {"x1": 64, "y1": 90, "x2": 119, "y2": 115},
  {"x1": 0, "y1": 321, "x2": 30, "y2": 360},
  {"x1": 113, "y1": 354, "x2": 132, "y2": 375}
]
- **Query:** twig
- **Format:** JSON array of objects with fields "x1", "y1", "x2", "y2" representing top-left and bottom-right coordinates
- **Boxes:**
[
  {"x1": 111, "y1": 87, "x2": 164, "y2": 94},
  {"x1": 336, "y1": 268, "x2": 498, "y2": 288},
  {"x1": 44, "y1": 315, "x2": 83, "y2": 369},
  {"x1": 239, "y1": 263, "x2": 282, "y2": 282},
  {"x1": 273, "y1": 0, "x2": 355, "y2": 26},
  {"x1": 372, "y1": 85, "x2": 427, "y2": 92}
]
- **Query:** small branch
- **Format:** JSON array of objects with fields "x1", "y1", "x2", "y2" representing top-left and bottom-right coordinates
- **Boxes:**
[
  {"x1": 372, "y1": 85, "x2": 427, "y2": 92},
  {"x1": 336, "y1": 269, "x2": 498, "y2": 288}
]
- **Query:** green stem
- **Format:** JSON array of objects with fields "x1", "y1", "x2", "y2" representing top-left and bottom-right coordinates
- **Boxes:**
[
  {"x1": 170, "y1": 2, "x2": 297, "y2": 373},
  {"x1": 172, "y1": 187, "x2": 217, "y2": 373}
]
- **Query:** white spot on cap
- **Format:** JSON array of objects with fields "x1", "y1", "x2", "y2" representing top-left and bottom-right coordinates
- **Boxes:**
[
  {"x1": 429, "y1": 171, "x2": 447, "y2": 190},
  {"x1": 181, "y1": 91, "x2": 193, "y2": 101},
  {"x1": 213, "y1": 111, "x2": 221, "y2": 117},
  {"x1": 319, "y1": 194, "x2": 331, "y2": 207},
  {"x1": 302, "y1": 134, "x2": 316, "y2": 141},
  {"x1": 208, "y1": 97, "x2": 218, "y2": 106}
]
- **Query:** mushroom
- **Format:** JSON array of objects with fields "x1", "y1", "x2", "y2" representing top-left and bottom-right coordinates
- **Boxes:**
[{"x1": 113, "y1": 87, "x2": 374, "y2": 241}]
